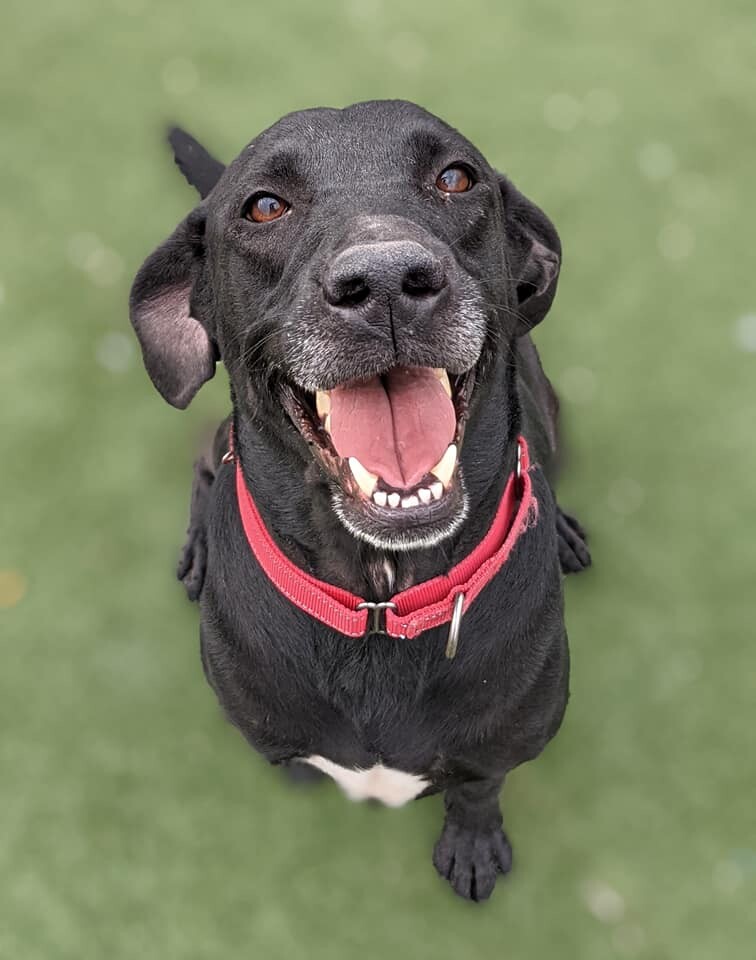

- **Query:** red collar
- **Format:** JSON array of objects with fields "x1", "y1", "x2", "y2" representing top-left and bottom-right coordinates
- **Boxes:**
[{"x1": 230, "y1": 436, "x2": 536, "y2": 650}]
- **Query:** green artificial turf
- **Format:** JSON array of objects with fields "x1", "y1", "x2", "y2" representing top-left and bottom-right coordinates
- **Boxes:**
[{"x1": 1, "y1": 1, "x2": 755, "y2": 956}]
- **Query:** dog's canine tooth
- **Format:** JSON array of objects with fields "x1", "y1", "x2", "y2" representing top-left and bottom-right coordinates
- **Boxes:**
[
  {"x1": 418, "y1": 487, "x2": 432, "y2": 504},
  {"x1": 388, "y1": 492, "x2": 401, "y2": 508},
  {"x1": 316, "y1": 390, "x2": 331, "y2": 419},
  {"x1": 373, "y1": 490, "x2": 388, "y2": 507},
  {"x1": 430, "y1": 444, "x2": 457, "y2": 488},
  {"x1": 348, "y1": 457, "x2": 378, "y2": 496},
  {"x1": 401, "y1": 495, "x2": 419, "y2": 509},
  {"x1": 430, "y1": 481, "x2": 443, "y2": 501},
  {"x1": 433, "y1": 368, "x2": 452, "y2": 398}
]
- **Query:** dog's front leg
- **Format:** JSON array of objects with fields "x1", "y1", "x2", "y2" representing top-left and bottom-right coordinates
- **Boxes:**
[
  {"x1": 176, "y1": 417, "x2": 231, "y2": 601},
  {"x1": 433, "y1": 777, "x2": 512, "y2": 902},
  {"x1": 176, "y1": 455, "x2": 214, "y2": 601}
]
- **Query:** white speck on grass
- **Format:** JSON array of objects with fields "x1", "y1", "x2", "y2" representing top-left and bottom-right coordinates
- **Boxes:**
[
  {"x1": 638, "y1": 142, "x2": 678, "y2": 181},
  {"x1": 713, "y1": 858, "x2": 744, "y2": 894},
  {"x1": 544, "y1": 93, "x2": 582, "y2": 132},
  {"x1": 96, "y1": 332, "x2": 134, "y2": 373},
  {"x1": 658, "y1": 222, "x2": 694, "y2": 261},
  {"x1": 734, "y1": 313, "x2": 756, "y2": 352},
  {"x1": 584, "y1": 88, "x2": 620, "y2": 124},
  {"x1": 162, "y1": 58, "x2": 199, "y2": 96},
  {"x1": 558, "y1": 366, "x2": 597, "y2": 404},
  {"x1": 607, "y1": 477, "x2": 644, "y2": 515},
  {"x1": 581, "y1": 879, "x2": 626, "y2": 923}
]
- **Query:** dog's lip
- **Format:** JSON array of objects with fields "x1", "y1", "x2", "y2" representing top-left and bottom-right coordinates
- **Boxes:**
[{"x1": 280, "y1": 366, "x2": 475, "y2": 516}]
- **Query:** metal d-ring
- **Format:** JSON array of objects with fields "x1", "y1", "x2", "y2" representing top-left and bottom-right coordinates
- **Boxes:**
[
  {"x1": 445, "y1": 592, "x2": 466, "y2": 659},
  {"x1": 357, "y1": 601, "x2": 397, "y2": 636}
]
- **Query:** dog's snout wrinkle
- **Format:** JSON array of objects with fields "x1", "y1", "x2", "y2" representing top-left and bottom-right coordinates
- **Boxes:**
[{"x1": 324, "y1": 241, "x2": 446, "y2": 317}]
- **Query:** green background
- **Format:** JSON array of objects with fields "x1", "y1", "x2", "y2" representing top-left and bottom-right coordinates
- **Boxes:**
[{"x1": 1, "y1": 1, "x2": 754, "y2": 957}]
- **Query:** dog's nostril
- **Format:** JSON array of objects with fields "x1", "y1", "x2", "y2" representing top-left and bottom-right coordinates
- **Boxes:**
[
  {"x1": 402, "y1": 267, "x2": 445, "y2": 299},
  {"x1": 327, "y1": 275, "x2": 371, "y2": 308}
]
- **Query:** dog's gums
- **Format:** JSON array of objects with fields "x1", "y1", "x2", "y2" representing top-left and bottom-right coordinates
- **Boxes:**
[{"x1": 281, "y1": 365, "x2": 475, "y2": 549}]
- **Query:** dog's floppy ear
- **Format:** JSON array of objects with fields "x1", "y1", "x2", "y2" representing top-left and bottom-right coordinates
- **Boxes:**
[
  {"x1": 129, "y1": 208, "x2": 216, "y2": 409},
  {"x1": 168, "y1": 127, "x2": 225, "y2": 199},
  {"x1": 499, "y1": 175, "x2": 561, "y2": 335}
]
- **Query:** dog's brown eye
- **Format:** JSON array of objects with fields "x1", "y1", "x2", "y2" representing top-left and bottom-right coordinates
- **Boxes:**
[
  {"x1": 436, "y1": 165, "x2": 473, "y2": 194},
  {"x1": 244, "y1": 194, "x2": 289, "y2": 223}
]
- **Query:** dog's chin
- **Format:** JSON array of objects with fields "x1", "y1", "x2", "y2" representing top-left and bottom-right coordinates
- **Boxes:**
[{"x1": 280, "y1": 365, "x2": 476, "y2": 552}]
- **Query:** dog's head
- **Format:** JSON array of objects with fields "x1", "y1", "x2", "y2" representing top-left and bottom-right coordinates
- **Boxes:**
[{"x1": 130, "y1": 100, "x2": 560, "y2": 550}]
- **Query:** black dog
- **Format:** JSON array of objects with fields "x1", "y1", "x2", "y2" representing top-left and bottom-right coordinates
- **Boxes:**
[{"x1": 129, "y1": 100, "x2": 590, "y2": 902}]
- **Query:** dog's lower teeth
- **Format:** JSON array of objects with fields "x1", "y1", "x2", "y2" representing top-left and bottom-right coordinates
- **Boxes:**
[{"x1": 372, "y1": 487, "x2": 436, "y2": 509}]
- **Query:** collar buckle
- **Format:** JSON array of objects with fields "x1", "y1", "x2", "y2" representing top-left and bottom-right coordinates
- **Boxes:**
[{"x1": 356, "y1": 601, "x2": 397, "y2": 637}]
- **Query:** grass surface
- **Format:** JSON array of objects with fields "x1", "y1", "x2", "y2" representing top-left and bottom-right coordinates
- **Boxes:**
[{"x1": 1, "y1": 1, "x2": 755, "y2": 957}]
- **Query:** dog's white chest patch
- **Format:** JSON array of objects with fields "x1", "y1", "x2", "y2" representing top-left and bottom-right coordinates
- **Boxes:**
[{"x1": 303, "y1": 755, "x2": 430, "y2": 807}]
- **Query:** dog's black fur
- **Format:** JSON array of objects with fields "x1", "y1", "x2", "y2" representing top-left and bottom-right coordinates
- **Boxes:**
[{"x1": 130, "y1": 101, "x2": 590, "y2": 902}]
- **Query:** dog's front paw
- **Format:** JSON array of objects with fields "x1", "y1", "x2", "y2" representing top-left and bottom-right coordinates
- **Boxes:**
[
  {"x1": 177, "y1": 529, "x2": 207, "y2": 601},
  {"x1": 556, "y1": 507, "x2": 592, "y2": 574},
  {"x1": 433, "y1": 821, "x2": 512, "y2": 902}
]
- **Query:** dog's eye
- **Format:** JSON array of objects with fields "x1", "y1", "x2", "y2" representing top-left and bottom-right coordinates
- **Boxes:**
[
  {"x1": 243, "y1": 193, "x2": 289, "y2": 223},
  {"x1": 436, "y1": 165, "x2": 474, "y2": 194}
]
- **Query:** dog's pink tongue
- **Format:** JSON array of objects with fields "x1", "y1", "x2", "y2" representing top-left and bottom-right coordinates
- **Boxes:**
[{"x1": 328, "y1": 367, "x2": 456, "y2": 489}]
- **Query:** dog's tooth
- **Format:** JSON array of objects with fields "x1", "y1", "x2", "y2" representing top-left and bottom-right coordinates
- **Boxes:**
[
  {"x1": 316, "y1": 390, "x2": 331, "y2": 419},
  {"x1": 401, "y1": 495, "x2": 420, "y2": 509},
  {"x1": 323, "y1": 413, "x2": 331, "y2": 433},
  {"x1": 388, "y1": 492, "x2": 401, "y2": 508},
  {"x1": 373, "y1": 490, "x2": 388, "y2": 507},
  {"x1": 430, "y1": 443, "x2": 457, "y2": 488},
  {"x1": 434, "y1": 369, "x2": 452, "y2": 397},
  {"x1": 418, "y1": 487, "x2": 432, "y2": 504},
  {"x1": 348, "y1": 457, "x2": 378, "y2": 496},
  {"x1": 430, "y1": 481, "x2": 444, "y2": 501}
]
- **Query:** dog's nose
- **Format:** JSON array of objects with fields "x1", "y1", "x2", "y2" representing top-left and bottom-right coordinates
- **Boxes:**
[{"x1": 323, "y1": 241, "x2": 446, "y2": 317}]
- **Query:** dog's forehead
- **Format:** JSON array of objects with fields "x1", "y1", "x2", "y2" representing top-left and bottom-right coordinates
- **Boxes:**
[{"x1": 224, "y1": 101, "x2": 483, "y2": 188}]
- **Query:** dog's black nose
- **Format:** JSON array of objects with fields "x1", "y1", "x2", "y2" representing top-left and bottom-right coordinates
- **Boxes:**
[{"x1": 324, "y1": 241, "x2": 446, "y2": 317}]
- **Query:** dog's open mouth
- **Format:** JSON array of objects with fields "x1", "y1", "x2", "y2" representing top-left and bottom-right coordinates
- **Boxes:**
[{"x1": 281, "y1": 366, "x2": 474, "y2": 543}]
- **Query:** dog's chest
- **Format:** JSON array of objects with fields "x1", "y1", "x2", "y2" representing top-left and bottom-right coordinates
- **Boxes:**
[{"x1": 301, "y1": 755, "x2": 430, "y2": 806}]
